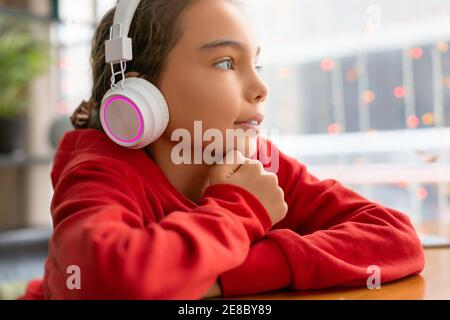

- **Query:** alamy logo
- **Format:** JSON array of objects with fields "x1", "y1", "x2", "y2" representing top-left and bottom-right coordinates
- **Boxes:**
[
  {"x1": 170, "y1": 121, "x2": 280, "y2": 173},
  {"x1": 366, "y1": 265, "x2": 381, "y2": 289},
  {"x1": 66, "y1": 265, "x2": 81, "y2": 290}
]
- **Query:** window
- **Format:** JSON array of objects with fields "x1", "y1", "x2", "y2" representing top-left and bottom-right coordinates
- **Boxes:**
[
  {"x1": 54, "y1": 0, "x2": 115, "y2": 115},
  {"x1": 245, "y1": 0, "x2": 450, "y2": 225}
]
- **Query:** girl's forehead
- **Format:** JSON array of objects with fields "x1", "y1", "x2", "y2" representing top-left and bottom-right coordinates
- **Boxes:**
[
  {"x1": 178, "y1": 0, "x2": 258, "y2": 54},
  {"x1": 181, "y1": 0, "x2": 249, "y2": 36},
  {"x1": 197, "y1": 39, "x2": 261, "y2": 59}
]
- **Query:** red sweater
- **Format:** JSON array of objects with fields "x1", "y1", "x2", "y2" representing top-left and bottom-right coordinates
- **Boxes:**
[{"x1": 19, "y1": 129, "x2": 424, "y2": 299}]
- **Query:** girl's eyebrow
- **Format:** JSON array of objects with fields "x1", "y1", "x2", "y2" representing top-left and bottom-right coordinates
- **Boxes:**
[{"x1": 198, "y1": 39, "x2": 261, "y2": 57}]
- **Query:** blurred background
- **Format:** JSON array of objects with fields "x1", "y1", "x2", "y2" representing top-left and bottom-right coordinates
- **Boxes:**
[{"x1": 0, "y1": 0, "x2": 449, "y2": 299}]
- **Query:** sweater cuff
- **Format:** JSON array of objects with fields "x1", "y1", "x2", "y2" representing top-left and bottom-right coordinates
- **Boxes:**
[
  {"x1": 218, "y1": 238, "x2": 291, "y2": 297},
  {"x1": 202, "y1": 184, "x2": 273, "y2": 241}
]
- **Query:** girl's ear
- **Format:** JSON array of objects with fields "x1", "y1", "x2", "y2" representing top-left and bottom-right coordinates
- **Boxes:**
[{"x1": 125, "y1": 71, "x2": 141, "y2": 78}]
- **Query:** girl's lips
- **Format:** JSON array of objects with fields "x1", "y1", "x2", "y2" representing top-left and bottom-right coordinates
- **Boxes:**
[{"x1": 233, "y1": 122, "x2": 261, "y2": 134}]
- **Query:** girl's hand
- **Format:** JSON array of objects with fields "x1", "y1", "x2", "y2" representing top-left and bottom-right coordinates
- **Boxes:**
[
  {"x1": 202, "y1": 280, "x2": 223, "y2": 299},
  {"x1": 209, "y1": 150, "x2": 288, "y2": 227}
]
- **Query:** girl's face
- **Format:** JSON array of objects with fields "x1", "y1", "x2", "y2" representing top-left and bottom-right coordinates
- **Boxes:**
[{"x1": 157, "y1": 0, "x2": 268, "y2": 158}]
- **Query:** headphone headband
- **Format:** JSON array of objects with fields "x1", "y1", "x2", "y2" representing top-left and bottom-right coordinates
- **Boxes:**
[
  {"x1": 111, "y1": 0, "x2": 141, "y2": 39},
  {"x1": 100, "y1": 0, "x2": 170, "y2": 149},
  {"x1": 105, "y1": 0, "x2": 142, "y2": 64}
]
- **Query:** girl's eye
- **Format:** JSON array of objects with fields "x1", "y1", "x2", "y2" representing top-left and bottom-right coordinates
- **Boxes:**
[
  {"x1": 255, "y1": 65, "x2": 264, "y2": 74},
  {"x1": 215, "y1": 59, "x2": 264, "y2": 74},
  {"x1": 215, "y1": 59, "x2": 234, "y2": 71}
]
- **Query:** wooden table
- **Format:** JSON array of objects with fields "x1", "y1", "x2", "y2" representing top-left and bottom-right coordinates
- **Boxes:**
[{"x1": 219, "y1": 223, "x2": 450, "y2": 300}]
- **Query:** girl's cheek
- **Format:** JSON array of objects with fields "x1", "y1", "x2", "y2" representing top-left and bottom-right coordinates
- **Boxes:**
[
  {"x1": 163, "y1": 68, "x2": 241, "y2": 128},
  {"x1": 198, "y1": 86, "x2": 240, "y2": 121}
]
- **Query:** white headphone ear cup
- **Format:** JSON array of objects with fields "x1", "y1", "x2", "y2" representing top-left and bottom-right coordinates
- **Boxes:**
[
  {"x1": 100, "y1": 78, "x2": 170, "y2": 149},
  {"x1": 127, "y1": 78, "x2": 170, "y2": 141}
]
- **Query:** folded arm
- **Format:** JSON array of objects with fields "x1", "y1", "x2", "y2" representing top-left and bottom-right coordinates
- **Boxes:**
[{"x1": 219, "y1": 139, "x2": 425, "y2": 297}]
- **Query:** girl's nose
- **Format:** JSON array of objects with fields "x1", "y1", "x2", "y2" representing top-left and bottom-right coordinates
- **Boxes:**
[{"x1": 252, "y1": 79, "x2": 269, "y2": 104}]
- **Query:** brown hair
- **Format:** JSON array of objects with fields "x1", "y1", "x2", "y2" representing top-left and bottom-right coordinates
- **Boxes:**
[{"x1": 71, "y1": 0, "x2": 198, "y2": 130}]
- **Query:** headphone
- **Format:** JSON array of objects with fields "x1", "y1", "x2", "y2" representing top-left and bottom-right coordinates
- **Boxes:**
[{"x1": 100, "y1": 0, "x2": 170, "y2": 149}]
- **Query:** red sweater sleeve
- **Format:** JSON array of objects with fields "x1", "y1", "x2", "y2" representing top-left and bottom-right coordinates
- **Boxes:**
[
  {"x1": 219, "y1": 139, "x2": 425, "y2": 297},
  {"x1": 48, "y1": 161, "x2": 272, "y2": 299}
]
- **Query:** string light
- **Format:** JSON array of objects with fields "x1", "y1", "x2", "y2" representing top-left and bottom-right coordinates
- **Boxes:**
[
  {"x1": 437, "y1": 41, "x2": 449, "y2": 53},
  {"x1": 346, "y1": 68, "x2": 358, "y2": 82},
  {"x1": 320, "y1": 59, "x2": 335, "y2": 72},
  {"x1": 395, "y1": 182, "x2": 408, "y2": 189},
  {"x1": 422, "y1": 113, "x2": 434, "y2": 125},
  {"x1": 416, "y1": 187, "x2": 428, "y2": 200},
  {"x1": 328, "y1": 123, "x2": 341, "y2": 135},
  {"x1": 393, "y1": 86, "x2": 406, "y2": 98},
  {"x1": 362, "y1": 90, "x2": 375, "y2": 103},
  {"x1": 407, "y1": 115, "x2": 420, "y2": 128},
  {"x1": 410, "y1": 47, "x2": 424, "y2": 60}
]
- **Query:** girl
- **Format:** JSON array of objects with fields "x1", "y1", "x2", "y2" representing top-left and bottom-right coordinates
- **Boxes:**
[{"x1": 21, "y1": 0, "x2": 424, "y2": 299}]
